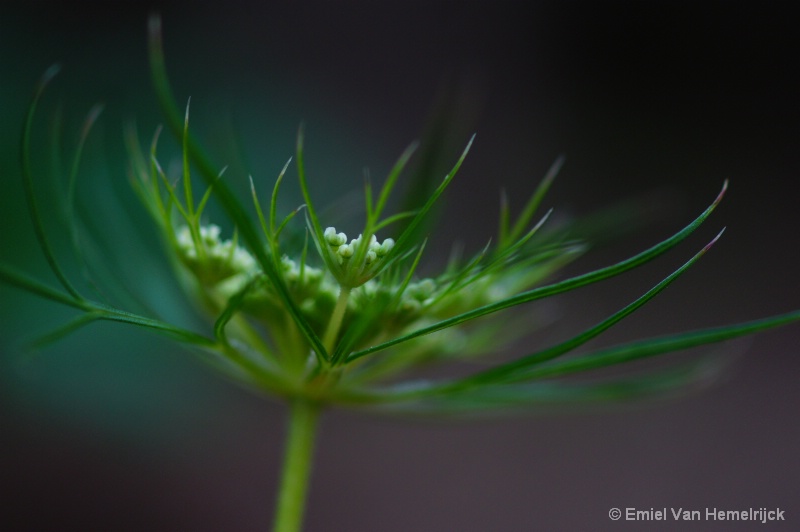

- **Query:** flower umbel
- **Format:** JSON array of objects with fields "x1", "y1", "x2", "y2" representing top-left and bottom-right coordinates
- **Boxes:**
[
  {"x1": 121, "y1": 109, "x2": 772, "y2": 412},
  {"x1": 8, "y1": 45, "x2": 800, "y2": 410}
]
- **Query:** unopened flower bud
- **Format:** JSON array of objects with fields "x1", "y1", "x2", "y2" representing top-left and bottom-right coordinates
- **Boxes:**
[
  {"x1": 200, "y1": 224, "x2": 221, "y2": 243},
  {"x1": 377, "y1": 238, "x2": 395, "y2": 256},
  {"x1": 337, "y1": 243, "x2": 354, "y2": 258},
  {"x1": 324, "y1": 227, "x2": 347, "y2": 246}
]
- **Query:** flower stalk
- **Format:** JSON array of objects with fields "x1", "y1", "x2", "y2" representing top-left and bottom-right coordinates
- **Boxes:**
[
  {"x1": 273, "y1": 399, "x2": 321, "y2": 532},
  {"x1": 323, "y1": 286, "x2": 351, "y2": 355}
]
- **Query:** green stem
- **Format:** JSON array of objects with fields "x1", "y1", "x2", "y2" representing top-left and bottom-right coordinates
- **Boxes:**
[
  {"x1": 322, "y1": 286, "x2": 350, "y2": 353},
  {"x1": 273, "y1": 399, "x2": 321, "y2": 532}
]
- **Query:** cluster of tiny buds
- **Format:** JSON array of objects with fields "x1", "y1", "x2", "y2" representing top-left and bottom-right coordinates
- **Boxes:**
[
  {"x1": 176, "y1": 224, "x2": 256, "y2": 273},
  {"x1": 324, "y1": 227, "x2": 394, "y2": 265}
]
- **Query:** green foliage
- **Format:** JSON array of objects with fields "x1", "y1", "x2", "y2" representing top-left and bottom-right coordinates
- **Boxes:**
[{"x1": 2, "y1": 16, "x2": 798, "y2": 420}]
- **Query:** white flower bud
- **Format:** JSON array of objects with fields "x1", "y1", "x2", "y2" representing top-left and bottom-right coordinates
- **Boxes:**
[
  {"x1": 418, "y1": 278, "x2": 436, "y2": 296},
  {"x1": 200, "y1": 224, "x2": 221, "y2": 243},
  {"x1": 365, "y1": 250, "x2": 377, "y2": 264},
  {"x1": 377, "y1": 238, "x2": 395, "y2": 256},
  {"x1": 211, "y1": 244, "x2": 226, "y2": 258},
  {"x1": 408, "y1": 278, "x2": 436, "y2": 300},
  {"x1": 232, "y1": 248, "x2": 256, "y2": 271},
  {"x1": 176, "y1": 226, "x2": 193, "y2": 248},
  {"x1": 303, "y1": 266, "x2": 323, "y2": 282},
  {"x1": 324, "y1": 227, "x2": 347, "y2": 246},
  {"x1": 401, "y1": 298, "x2": 421, "y2": 313},
  {"x1": 281, "y1": 255, "x2": 297, "y2": 271},
  {"x1": 337, "y1": 243, "x2": 354, "y2": 258}
]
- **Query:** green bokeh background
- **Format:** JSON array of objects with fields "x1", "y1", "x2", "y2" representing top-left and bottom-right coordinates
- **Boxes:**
[{"x1": 2, "y1": 2, "x2": 799, "y2": 530}]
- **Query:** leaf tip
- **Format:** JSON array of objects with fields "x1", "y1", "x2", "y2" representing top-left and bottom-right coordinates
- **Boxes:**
[
  {"x1": 184, "y1": 97, "x2": 192, "y2": 125},
  {"x1": 147, "y1": 12, "x2": 163, "y2": 40},
  {"x1": 82, "y1": 103, "x2": 105, "y2": 136},
  {"x1": 704, "y1": 227, "x2": 726, "y2": 252},
  {"x1": 714, "y1": 180, "x2": 729, "y2": 206},
  {"x1": 465, "y1": 132, "x2": 476, "y2": 151},
  {"x1": 296, "y1": 123, "x2": 306, "y2": 151},
  {"x1": 39, "y1": 63, "x2": 62, "y2": 88},
  {"x1": 544, "y1": 154, "x2": 566, "y2": 184}
]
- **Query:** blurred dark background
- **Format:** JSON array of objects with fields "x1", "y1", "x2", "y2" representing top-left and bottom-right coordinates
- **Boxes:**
[{"x1": 1, "y1": 1, "x2": 798, "y2": 530}]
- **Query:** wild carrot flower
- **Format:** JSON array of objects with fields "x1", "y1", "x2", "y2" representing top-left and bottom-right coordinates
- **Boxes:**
[{"x1": 2, "y1": 16, "x2": 798, "y2": 532}]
